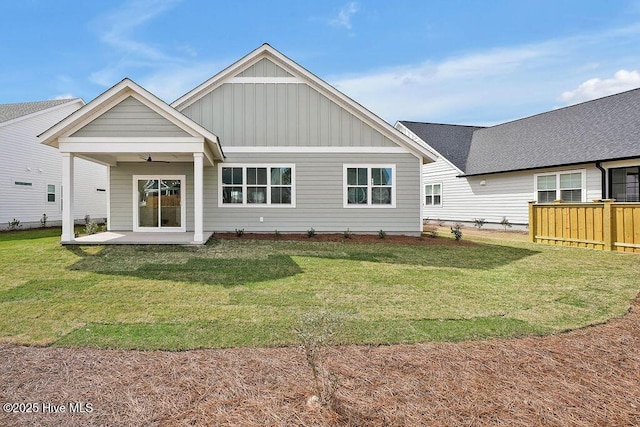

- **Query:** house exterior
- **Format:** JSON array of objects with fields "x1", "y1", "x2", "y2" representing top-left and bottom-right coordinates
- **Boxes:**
[
  {"x1": 39, "y1": 44, "x2": 436, "y2": 244},
  {"x1": 396, "y1": 87, "x2": 640, "y2": 228},
  {"x1": 0, "y1": 99, "x2": 107, "y2": 229}
]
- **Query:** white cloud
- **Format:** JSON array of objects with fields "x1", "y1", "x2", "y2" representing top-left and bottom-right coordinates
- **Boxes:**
[
  {"x1": 330, "y1": 2, "x2": 358, "y2": 30},
  {"x1": 53, "y1": 93, "x2": 76, "y2": 100},
  {"x1": 559, "y1": 70, "x2": 640, "y2": 105},
  {"x1": 328, "y1": 23, "x2": 640, "y2": 124}
]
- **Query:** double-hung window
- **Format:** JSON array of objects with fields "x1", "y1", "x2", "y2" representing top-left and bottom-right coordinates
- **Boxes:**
[
  {"x1": 535, "y1": 170, "x2": 585, "y2": 203},
  {"x1": 220, "y1": 165, "x2": 295, "y2": 206},
  {"x1": 47, "y1": 184, "x2": 56, "y2": 203},
  {"x1": 344, "y1": 165, "x2": 395, "y2": 207},
  {"x1": 425, "y1": 183, "x2": 441, "y2": 206}
]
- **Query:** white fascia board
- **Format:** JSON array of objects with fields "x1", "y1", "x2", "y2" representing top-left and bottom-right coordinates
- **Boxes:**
[
  {"x1": 59, "y1": 140, "x2": 205, "y2": 154},
  {"x1": 171, "y1": 44, "x2": 437, "y2": 163},
  {"x1": 223, "y1": 146, "x2": 410, "y2": 154},
  {"x1": 39, "y1": 79, "x2": 224, "y2": 160},
  {"x1": 226, "y1": 77, "x2": 304, "y2": 84}
]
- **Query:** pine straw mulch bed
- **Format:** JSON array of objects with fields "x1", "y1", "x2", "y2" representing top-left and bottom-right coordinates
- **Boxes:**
[{"x1": 1, "y1": 295, "x2": 639, "y2": 426}]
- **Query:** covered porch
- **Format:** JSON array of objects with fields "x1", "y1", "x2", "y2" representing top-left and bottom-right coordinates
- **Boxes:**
[
  {"x1": 70, "y1": 231, "x2": 215, "y2": 245},
  {"x1": 38, "y1": 79, "x2": 225, "y2": 245}
]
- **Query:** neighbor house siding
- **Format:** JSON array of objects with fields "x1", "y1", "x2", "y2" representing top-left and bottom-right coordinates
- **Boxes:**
[
  {"x1": 205, "y1": 152, "x2": 421, "y2": 234},
  {"x1": 0, "y1": 101, "x2": 107, "y2": 226},
  {"x1": 180, "y1": 83, "x2": 397, "y2": 148},
  {"x1": 72, "y1": 96, "x2": 190, "y2": 138},
  {"x1": 109, "y1": 162, "x2": 195, "y2": 231},
  {"x1": 422, "y1": 159, "x2": 602, "y2": 225}
]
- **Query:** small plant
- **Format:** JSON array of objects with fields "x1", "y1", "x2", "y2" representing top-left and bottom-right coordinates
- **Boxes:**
[
  {"x1": 473, "y1": 218, "x2": 486, "y2": 229},
  {"x1": 274, "y1": 229, "x2": 281, "y2": 237},
  {"x1": 422, "y1": 225, "x2": 438, "y2": 238},
  {"x1": 307, "y1": 227, "x2": 316, "y2": 238},
  {"x1": 8, "y1": 218, "x2": 22, "y2": 231},
  {"x1": 40, "y1": 213, "x2": 48, "y2": 227},
  {"x1": 293, "y1": 311, "x2": 341, "y2": 409},
  {"x1": 378, "y1": 229, "x2": 386, "y2": 239},
  {"x1": 500, "y1": 216, "x2": 512, "y2": 231},
  {"x1": 100, "y1": 224, "x2": 107, "y2": 232},
  {"x1": 84, "y1": 214, "x2": 91, "y2": 225},
  {"x1": 235, "y1": 228, "x2": 245, "y2": 237},
  {"x1": 343, "y1": 228, "x2": 352, "y2": 239},
  {"x1": 85, "y1": 220, "x2": 99, "y2": 235},
  {"x1": 450, "y1": 223, "x2": 463, "y2": 241}
]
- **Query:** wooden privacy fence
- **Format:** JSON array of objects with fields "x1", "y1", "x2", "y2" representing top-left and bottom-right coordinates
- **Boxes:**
[{"x1": 529, "y1": 200, "x2": 640, "y2": 252}]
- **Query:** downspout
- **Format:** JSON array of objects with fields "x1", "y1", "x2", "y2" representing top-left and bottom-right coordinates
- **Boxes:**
[{"x1": 595, "y1": 161, "x2": 606, "y2": 199}]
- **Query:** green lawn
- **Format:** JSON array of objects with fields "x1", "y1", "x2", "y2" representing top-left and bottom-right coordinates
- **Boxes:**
[{"x1": 0, "y1": 228, "x2": 638, "y2": 350}]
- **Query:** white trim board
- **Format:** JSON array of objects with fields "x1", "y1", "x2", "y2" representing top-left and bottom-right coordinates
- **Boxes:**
[{"x1": 223, "y1": 146, "x2": 409, "y2": 154}]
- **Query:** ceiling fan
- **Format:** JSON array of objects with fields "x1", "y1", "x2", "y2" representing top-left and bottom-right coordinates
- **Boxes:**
[{"x1": 140, "y1": 154, "x2": 170, "y2": 163}]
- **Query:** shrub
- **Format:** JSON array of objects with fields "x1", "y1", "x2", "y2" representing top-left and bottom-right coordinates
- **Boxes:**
[
  {"x1": 8, "y1": 218, "x2": 21, "y2": 231},
  {"x1": 85, "y1": 220, "x2": 99, "y2": 235},
  {"x1": 450, "y1": 223, "x2": 463, "y2": 241},
  {"x1": 378, "y1": 229, "x2": 386, "y2": 239},
  {"x1": 84, "y1": 214, "x2": 91, "y2": 225},
  {"x1": 274, "y1": 229, "x2": 281, "y2": 237},
  {"x1": 343, "y1": 228, "x2": 352, "y2": 239},
  {"x1": 473, "y1": 218, "x2": 486, "y2": 229},
  {"x1": 500, "y1": 216, "x2": 512, "y2": 231},
  {"x1": 293, "y1": 311, "x2": 341, "y2": 409},
  {"x1": 307, "y1": 227, "x2": 316, "y2": 238},
  {"x1": 235, "y1": 228, "x2": 245, "y2": 237},
  {"x1": 40, "y1": 213, "x2": 48, "y2": 227}
]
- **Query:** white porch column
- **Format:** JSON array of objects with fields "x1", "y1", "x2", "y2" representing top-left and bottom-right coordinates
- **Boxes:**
[
  {"x1": 193, "y1": 152, "x2": 204, "y2": 243},
  {"x1": 61, "y1": 153, "x2": 75, "y2": 242}
]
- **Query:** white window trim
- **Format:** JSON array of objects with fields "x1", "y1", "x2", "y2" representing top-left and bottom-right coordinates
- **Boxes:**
[
  {"x1": 46, "y1": 184, "x2": 56, "y2": 203},
  {"x1": 534, "y1": 169, "x2": 586, "y2": 203},
  {"x1": 132, "y1": 175, "x2": 187, "y2": 232},
  {"x1": 217, "y1": 164, "x2": 296, "y2": 208},
  {"x1": 343, "y1": 164, "x2": 396, "y2": 208},
  {"x1": 424, "y1": 183, "x2": 442, "y2": 207}
]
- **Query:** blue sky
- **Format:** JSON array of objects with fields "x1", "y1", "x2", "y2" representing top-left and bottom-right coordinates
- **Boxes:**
[{"x1": 2, "y1": 0, "x2": 640, "y2": 125}]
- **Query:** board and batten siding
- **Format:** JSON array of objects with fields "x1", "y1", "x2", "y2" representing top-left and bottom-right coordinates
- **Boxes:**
[
  {"x1": 180, "y1": 83, "x2": 397, "y2": 148},
  {"x1": 0, "y1": 101, "x2": 107, "y2": 226},
  {"x1": 72, "y1": 96, "x2": 189, "y2": 138},
  {"x1": 236, "y1": 58, "x2": 293, "y2": 77},
  {"x1": 205, "y1": 152, "x2": 421, "y2": 234},
  {"x1": 109, "y1": 162, "x2": 195, "y2": 231},
  {"x1": 423, "y1": 158, "x2": 602, "y2": 225}
]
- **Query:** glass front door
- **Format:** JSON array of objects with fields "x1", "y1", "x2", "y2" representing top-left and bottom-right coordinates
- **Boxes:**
[{"x1": 136, "y1": 177, "x2": 184, "y2": 230}]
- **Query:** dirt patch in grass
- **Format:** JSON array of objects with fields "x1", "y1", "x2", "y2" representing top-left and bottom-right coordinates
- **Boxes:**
[{"x1": 2, "y1": 297, "x2": 638, "y2": 426}]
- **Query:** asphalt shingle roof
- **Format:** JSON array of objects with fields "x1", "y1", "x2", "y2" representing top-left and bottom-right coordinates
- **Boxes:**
[
  {"x1": 464, "y1": 88, "x2": 640, "y2": 175},
  {"x1": 0, "y1": 99, "x2": 78, "y2": 124},
  {"x1": 399, "y1": 121, "x2": 484, "y2": 171}
]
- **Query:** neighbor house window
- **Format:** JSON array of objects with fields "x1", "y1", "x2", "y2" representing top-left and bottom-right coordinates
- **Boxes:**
[
  {"x1": 219, "y1": 165, "x2": 295, "y2": 206},
  {"x1": 344, "y1": 165, "x2": 395, "y2": 208},
  {"x1": 47, "y1": 184, "x2": 56, "y2": 202},
  {"x1": 535, "y1": 170, "x2": 585, "y2": 202},
  {"x1": 425, "y1": 183, "x2": 442, "y2": 206},
  {"x1": 610, "y1": 166, "x2": 640, "y2": 202},
  {"x1": 14, "y1": 181, "x2": 32, "y2": 187}
]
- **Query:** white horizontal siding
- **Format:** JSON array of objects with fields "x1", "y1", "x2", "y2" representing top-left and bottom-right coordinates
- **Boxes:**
[
  {"x1": 423, "y1": 158, "x2": 603, "y2": 225},
  {"x1": 0, "y1": 102, "x2": 107, "y2": 225}
]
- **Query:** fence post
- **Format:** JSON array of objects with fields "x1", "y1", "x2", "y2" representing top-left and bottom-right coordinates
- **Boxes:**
[
  {"x1": 602, "y1": 199, "x2": 614, "y2": 251},
  {"x1": 528, "y1": 201, "x2": 536, "y2": 243}
]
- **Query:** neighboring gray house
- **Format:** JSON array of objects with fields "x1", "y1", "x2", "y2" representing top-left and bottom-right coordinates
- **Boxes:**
[
  {"x1": 39, "y1": 44, "x2": 436, "y2": 244},
  {"x1": 396, "y1": 87, "x2": 640, "y2": 227},
  {"x1": 0, "y1": 99, "x2": 107, "y2": 229}
]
